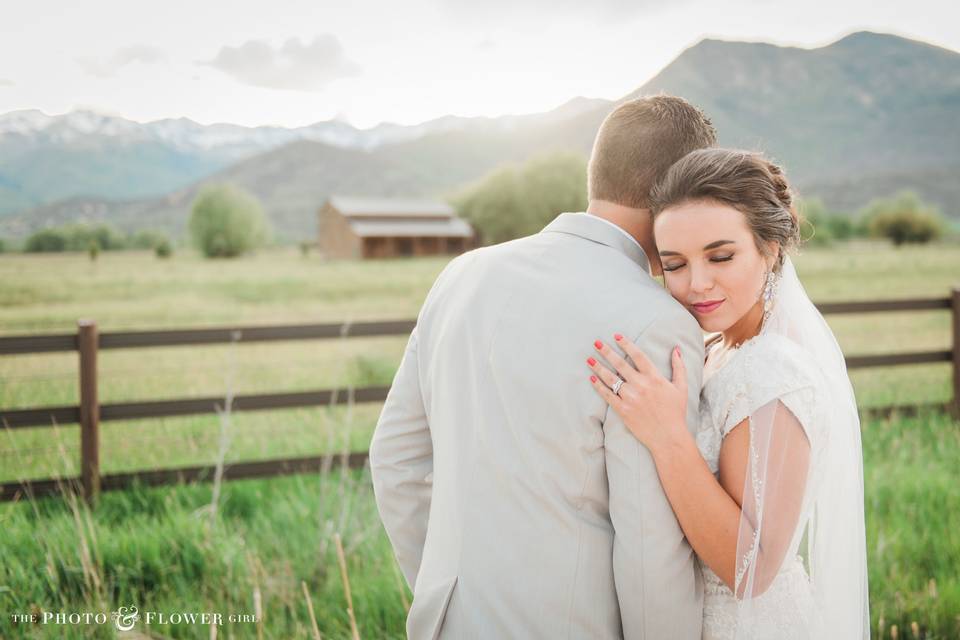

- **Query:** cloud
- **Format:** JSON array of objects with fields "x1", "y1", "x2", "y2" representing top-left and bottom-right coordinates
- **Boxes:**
[
  {"x1": 199, "y1": 35, "x2": 361, "y2": 91},
  {"x1": 475, "y1": 38, "x2": 496, "y2": 51},
  {"x1": 76, "y1": 44, "x2": 167, "y2": 78}
]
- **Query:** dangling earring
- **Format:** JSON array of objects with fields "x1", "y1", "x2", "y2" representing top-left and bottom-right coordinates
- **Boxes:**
[{"x1": 761, "y1": 266, "x2": 780, "y2": 327}]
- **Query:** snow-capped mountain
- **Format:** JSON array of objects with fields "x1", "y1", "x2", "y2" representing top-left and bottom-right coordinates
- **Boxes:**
[
  {"x1": 0, "y1": 98, "x2": 612, "y2": 217},
  {"x1": 0, "y1": 97, "x2": 612, "y2": 156},
  {"x1": 0, "y1": 108, "x2": 404, "y2": 156}
]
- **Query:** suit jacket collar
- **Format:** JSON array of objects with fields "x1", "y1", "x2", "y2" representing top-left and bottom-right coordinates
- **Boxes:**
[{"x1": 541, "y1": 212, "x2": 651, "y2": 273}]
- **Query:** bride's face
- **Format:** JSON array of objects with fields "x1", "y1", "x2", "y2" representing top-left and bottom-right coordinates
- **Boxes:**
[{"x1": 653, "y1": 199, "x2": 776, "y2": 333}]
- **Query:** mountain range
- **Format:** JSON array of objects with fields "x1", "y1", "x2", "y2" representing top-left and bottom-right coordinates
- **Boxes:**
[{"x1": 1, "y1": 30, "x2": 957, "y2": 242}]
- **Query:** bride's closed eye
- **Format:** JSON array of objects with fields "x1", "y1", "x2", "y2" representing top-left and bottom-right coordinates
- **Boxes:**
[{"x1": 662, "y1": 254, "x2": 735, "y2": 272}]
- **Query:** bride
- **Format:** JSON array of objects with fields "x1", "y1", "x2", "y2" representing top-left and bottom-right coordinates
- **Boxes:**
[{"x1": 586, "y1": 148, "x2": 870, "y2": 639}]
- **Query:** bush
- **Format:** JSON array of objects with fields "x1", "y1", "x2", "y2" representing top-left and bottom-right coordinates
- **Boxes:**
[
  {"x1": 189, "y1": 183, "x2": 270, "y2": 258},
  {"x1": 860, "y1": 191, "x2": 945, "y2": 246},
  {"x1": 454, "y1": 152, "x2": 588, "y2": 245},
  {"x1": 63, "y1": 222, "x2": 127, "y2": 251},
  {"x1": 798, "y1": 198, "x2": 866, "y2": 247},
  {"x1": 24, "y1": 228, "x2": 68, "y2": 252},
  {"x1": 130, "y1": 229, "x2": 170, "y2": 250},
  {"x1": 25, "y1": 223, "x2": 128, "y2": 253},
  {"x1": 155, "y1": 239, "x2": 172, "y2": 259},
  {"x1": 798, "y1": 199, "x2": 833, "y2": 246}
]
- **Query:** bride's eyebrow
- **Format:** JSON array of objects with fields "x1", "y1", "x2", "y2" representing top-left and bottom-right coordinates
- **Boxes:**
[{"x1": 659, "y1": 239, "x2": 736, "y2": 257}]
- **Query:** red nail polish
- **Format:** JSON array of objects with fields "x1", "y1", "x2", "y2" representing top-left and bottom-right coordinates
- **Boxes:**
[
  {"x1": 587, "y1": 357, "x2": 597, "y2": 366},
  {"x1": 590, "y1": 375, "x2": 598, "y2": 383},
  {"x1": 614, "y1": 333, "x2": 623, "y2": 341},
  {"x1": 594, "y1": 340, "x2": 603, "y2": 349}
]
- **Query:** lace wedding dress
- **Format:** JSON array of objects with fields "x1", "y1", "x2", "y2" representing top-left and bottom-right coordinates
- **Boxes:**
[
  {"x1": 690, "y1": 256, "x2": 869, "y2": 639},
  {"x1": 695, "y1": 331, "x2": 827, "y2": 640}
]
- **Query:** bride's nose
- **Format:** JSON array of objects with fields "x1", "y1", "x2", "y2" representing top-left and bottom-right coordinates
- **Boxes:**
[{"x1": 689, "y1": 265, "x2": 714, "y2": 293}]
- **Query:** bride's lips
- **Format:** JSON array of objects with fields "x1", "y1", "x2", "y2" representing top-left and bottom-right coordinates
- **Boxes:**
[{"x1": 691, "y1": 299, "x2": 725, "y2": 314}]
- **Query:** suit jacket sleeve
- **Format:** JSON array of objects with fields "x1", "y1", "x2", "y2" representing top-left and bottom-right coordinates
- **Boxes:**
[
  {"x1": 604, "y1": 306, "x2": 705, "y2": 640},
  {"x1": 369, "y1": 324, "x2": 433, "y2": 591}
]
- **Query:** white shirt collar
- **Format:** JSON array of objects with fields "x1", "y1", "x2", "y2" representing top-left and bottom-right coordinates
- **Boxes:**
[{"x1": 586, "y1": 213, "x2": 645, "y2": 253}]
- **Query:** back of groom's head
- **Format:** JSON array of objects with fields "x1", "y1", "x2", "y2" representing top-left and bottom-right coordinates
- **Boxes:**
[{"x1": 588, "y1": 95, "x2": 716, "y2": 210}]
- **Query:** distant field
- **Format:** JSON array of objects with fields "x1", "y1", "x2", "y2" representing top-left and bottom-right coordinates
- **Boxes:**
[
  {"x1": 0, "y1": 239, "x2": 959, "y2": 638},
  {"x1": 0, "y1": 240, "x2": 957, "y2": 480},
  {"x1": 0, "y1": 241, "x2": 958, "y2": 481}
]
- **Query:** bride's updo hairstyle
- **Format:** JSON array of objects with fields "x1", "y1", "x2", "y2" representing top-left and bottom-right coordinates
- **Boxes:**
[{"x1": 649, "y1": 148, "x2": 802, "y2": 273}]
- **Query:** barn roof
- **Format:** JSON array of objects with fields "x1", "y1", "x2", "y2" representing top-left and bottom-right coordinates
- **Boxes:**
[
  {"x1": 328, "y1": 196, "x2": 454, "y2": 218},
  {"x1": 349, "y1": 217, "x2": 473, "y2": 238}
]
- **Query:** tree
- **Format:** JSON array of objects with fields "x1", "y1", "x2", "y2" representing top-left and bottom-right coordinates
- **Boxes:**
[
  {"x1": 454, "y1": 152, "x2": 588, "y2": 245},
  {"x1": 155, "y1": 239, "x2": 172, "y2": 259},
  {"x1": 130, "y1": 229, "x2": 170, "y2": 250},
  {"x1": 798, "y1": 198, "x2": 833, "y2": 246},
  {"x1": 189, "y1": 183, "x2": 271, "y2": 257},
  {"x1": 798, "y1": 198, "x2": 861, "y2": 246},
  {"x1": 25, "y1": 228, "x2": 68, "y2": 252},
  {"x1": 60, "y1": 223, "x2": 126, "y2": 251},
  {"x1": 860, "y1": 191, "x2": 945, "y2": 246},
  {"x1": 24, "y1": 223, "x2": 129, "y2": 253}
]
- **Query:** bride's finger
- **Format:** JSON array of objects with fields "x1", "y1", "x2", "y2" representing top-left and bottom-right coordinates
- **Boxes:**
[
  {"x1": 592, "y1": 339, "x2": 640, "y2": 383},
  {"x1": 589, "y1": 373, "x2": 623, "y2": 409},
  {"x1": 613, "y1": 334, "x2": 659, "y2": 378},
  {"x1": 586, "y1": 356, "x2": 621, "y2": 390}
]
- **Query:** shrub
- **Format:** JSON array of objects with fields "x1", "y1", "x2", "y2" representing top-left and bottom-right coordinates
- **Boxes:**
[
  {"x1": 798, "y1": 197, "x2": 866, "y2": 247},
  {"x1": 24, "y1": 228, "x2": 68, "y2": 252},
  {"x1": 188, "y1": 183, "x2": 270, "y2": 258},
  {"x1": 155, "y1": 239, "x2": 172, "y2": 259},
  {"x1": 63, "y1": 222, "x2": 127, "y2": 251},
  {"x1": 798, "y1": 199, "x2": 833, "y2": 246},
  {"x1": 861, "y1": 191, "x2": 945, "y2": 246},
  {"x1": 130, "y1": 229, "x2": 170, "y2": 250},
  {"x1": 25, "y1": 223, "x2": 128, "y2": 252}
]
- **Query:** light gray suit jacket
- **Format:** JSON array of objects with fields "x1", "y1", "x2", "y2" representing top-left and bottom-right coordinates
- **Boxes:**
[{"x1": 369, "y1": 212, "x2": 705, "y2": 640}]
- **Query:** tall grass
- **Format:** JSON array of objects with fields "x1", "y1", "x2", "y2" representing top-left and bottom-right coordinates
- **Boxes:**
[{"x1": 0, "y1": 409, "x2": 957, "y2": 638}]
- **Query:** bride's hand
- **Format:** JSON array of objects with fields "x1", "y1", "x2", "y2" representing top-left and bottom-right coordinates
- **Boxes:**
[{"x1": 586, "y1": 334, "x2": 689, "y2": 452}]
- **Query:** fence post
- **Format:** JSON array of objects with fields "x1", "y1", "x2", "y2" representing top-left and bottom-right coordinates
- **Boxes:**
[
  {"x1": 953, "y1": 288, "x2": 960, "y2": 420},
  {"x1": 78, "y1": 319, "x2": 100, "y2": 503}
]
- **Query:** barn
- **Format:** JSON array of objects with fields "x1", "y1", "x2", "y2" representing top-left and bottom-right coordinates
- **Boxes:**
[{"x1": 317, "y1": 196, "x2": 476, "y2": 259}]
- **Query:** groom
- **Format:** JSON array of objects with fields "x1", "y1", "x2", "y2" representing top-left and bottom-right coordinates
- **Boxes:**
[{"x1": 370, "y1": 95, "x2": 717, "y2": 639}]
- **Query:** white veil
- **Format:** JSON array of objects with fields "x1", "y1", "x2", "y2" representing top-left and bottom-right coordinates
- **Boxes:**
[{"x1": 732, "y1": 255, "x2": 870, "y2": 638}]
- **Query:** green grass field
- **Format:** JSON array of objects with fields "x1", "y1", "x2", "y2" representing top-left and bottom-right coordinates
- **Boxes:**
[{"x1": 1, "y1": 240, "x2": 959, "y2": 638}]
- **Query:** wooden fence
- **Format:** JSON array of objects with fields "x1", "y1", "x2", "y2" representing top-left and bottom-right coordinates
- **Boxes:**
[{"x1": 2, "y1": 289, "x2": 959, "y2": 504}]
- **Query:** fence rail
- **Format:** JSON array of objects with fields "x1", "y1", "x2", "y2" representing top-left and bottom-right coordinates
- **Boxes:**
[{"x1": 2, "y1": 290, "x2": 959, "y2": 503}]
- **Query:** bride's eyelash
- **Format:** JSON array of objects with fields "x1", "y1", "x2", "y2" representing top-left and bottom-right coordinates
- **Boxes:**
[{"x1": 663, "y1": 255, "x2": 734, "y2": 273}]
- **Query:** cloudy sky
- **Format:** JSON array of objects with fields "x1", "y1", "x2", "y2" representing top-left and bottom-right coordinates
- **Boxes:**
[{"x1": 1, "y1": 0, "x2": 956, "y2": 129}]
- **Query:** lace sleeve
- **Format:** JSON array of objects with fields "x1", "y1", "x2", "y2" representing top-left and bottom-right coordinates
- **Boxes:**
[{"x1": 717, "y1": 334, "x2": 822, "y2": 445}]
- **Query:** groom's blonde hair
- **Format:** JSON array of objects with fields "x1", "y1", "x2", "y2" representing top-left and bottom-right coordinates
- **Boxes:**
[{"x1": 588, "y1": 94, "x2": 716, "y2": 209}]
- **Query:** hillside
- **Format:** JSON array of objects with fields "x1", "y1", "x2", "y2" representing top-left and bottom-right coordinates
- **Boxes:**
[{"x1": 3, "y1": 30, "x2": 957, "y2": 242}]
